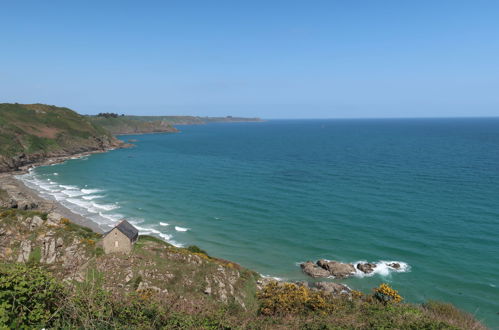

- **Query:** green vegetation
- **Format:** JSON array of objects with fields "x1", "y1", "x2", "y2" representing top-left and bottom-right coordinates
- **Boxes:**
[
  {"x1": 88, "y1": 116, "x2": 178, "y2": 135},
  {"x1": 0, "y1": 264, "x2": 65, "y2": 328},
  {"x1": 97, "y1": 112, "x2": 123, "y2": 118},
  {"x1": 0, "y1": 208, "x2": 486, "y2": 329},
  {"x1": 125, "y1": 115, "x2": 262, "y2": 125},
  {"x1": 0, "y1": 103, "x2": 113, "y2": 157},
  {"x1": 87, "y1": 114, "x2": 262, "y2": 135},
  {"x1": 187, "y1": 244, "x2": 209, "y2": 256},
  {"x1": 0, "y1": 264, "x2": 485, "y2": 329}
]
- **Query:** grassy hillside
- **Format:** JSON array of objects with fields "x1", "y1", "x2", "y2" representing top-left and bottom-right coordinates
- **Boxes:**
[
  {"x1": 88, "y1": 116, "x2": 179, "y2": 135},
  {"x1": 88, "y1": 114, "x2": 262, "y2": 135},
  {"x1": 127, "y1": 115, "x2": 263, "y2": 125},
  {"x1": 0, "y1": 207, "x2": 486, "y2": 329},
  {"x1": 0, "y1": 103, "x2": 124, "y2": 172}
]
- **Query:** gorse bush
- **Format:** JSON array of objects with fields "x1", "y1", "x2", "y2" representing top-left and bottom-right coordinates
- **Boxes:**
[
  {"x1": 257, "y1": 281, "x2": 338, "y2": 316},
  {"x1": 374, "y1": 283, "x2": 403, "y2": 304},
  {"x1": 187, "y1": 245, "x2": 208, "y2": 255}
]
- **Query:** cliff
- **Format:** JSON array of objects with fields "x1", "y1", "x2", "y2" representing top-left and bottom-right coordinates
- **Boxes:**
[
  {"x1": 88, "y1": 114, "x2": 263, "y2": 135},
  {"x1": 0, "y1": 103, "x2": 126, "y2": 173},
  {"x1": 88, "y1": 116, "x2": 179, "y2": 135}
]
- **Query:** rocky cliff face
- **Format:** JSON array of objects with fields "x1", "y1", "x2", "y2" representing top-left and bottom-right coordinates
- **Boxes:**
[
  {"x1": 0, "y1": 135, "x2": 124, "y2": 173},
  {"x1": 0, "y1": 103, "x2": 127, "y2": 173}
]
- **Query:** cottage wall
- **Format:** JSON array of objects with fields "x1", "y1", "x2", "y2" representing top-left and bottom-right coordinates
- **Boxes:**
[{"x1": 103, "y1": 228, "x2": 133, "y2": 254}]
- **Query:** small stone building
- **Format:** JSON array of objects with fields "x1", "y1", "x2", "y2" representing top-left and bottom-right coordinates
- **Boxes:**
[{"x1": 102, "y1": 220, "x2": 139, "y2": 254}]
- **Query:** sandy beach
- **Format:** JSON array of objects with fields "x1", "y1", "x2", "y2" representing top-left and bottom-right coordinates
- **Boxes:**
[{"x1": 0, "y1": 173, "x2": 105, "y2": 234}]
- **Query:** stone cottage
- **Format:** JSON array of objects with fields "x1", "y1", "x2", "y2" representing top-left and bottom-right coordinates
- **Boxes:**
[{"x1": 103, "y1": 220, "x2": 139, "y2": 254}]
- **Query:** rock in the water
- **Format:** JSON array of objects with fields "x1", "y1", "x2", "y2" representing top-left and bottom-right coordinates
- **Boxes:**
[
  {"x1": 357, "y1": 262, "x2": 377, "y2": 274},
  {"x1": 300, "y1": 261, "x2": 331, "y2": 278},
  {"x1": 388, "y1": 263, "x2": 401, "y2": 269},
  {"x1": 314, "y1": 281, "x2": 351, "y2": 295},
  {"x1": 317, "y1": 259, "x2": 356, "y2": 278}
]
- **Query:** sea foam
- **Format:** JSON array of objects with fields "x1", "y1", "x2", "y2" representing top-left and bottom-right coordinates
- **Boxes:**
[{"x1": 352, "y1": 260, "x2": 410, "y2": 278}]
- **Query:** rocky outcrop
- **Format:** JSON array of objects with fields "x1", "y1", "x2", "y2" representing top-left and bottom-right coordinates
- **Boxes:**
[
  {"x1": 0, "y1": 137, "x2": 126, "y2": 173},
  {"x1": 301, "y1": 259, "x2": 356, "y2": 279},
  {"x1": 316, "y1": 260, "x2": 356, "y2": 278},
  {"x1": 301, "y1": 261, "x2": 331, "y2": 278},
  {"x1": 389, "y1": 263, "x2": 401, "y2": 269},
  {"x1": 357, "y1": 262, "x2": 377, "y2": 274},
  {"x1": 314, "y1": 282, "x2": 351, "y2": 295},
  {"x1": 17, "y1": 240, "x2": 31, "y2": 263}
]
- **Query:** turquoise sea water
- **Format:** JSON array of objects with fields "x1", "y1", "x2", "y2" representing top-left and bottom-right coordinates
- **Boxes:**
[{"x1": 19, "y1": 119, "x2": 499, "y2": 327}]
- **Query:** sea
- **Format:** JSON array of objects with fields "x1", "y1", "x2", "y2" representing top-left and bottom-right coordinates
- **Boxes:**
[{"x1": 17, "y1": 119, "x2": 499, "y2": 327}]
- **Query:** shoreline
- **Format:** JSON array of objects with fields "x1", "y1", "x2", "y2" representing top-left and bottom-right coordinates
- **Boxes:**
[
  {"x1": 0, "y1": 148, "x2": 123, "y2": 234},
  {"x1": 4, "y1": 147, "x2": 124, "y2": 177}
]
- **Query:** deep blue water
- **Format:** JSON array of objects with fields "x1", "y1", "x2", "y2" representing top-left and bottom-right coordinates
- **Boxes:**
[{"x1": 20, "y1": 119, "x2": 499, "y2": 327}]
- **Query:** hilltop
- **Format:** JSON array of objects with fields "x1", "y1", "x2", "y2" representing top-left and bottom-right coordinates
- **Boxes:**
[
  {"x1": 0, "y1": 103, "x2": 126, "y2": 172},
  {"x1": 88, "y1": 114, "x2": 262, "y2": 135},
  {"x1": 88, "y1": 115, "x2": 179, "y2": 135}
]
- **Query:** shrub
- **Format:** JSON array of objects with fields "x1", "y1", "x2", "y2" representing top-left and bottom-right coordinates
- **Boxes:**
[
  {"x1": 0, "y1": 264, "x2": 66, "y2": 328},
  {"x1": 373, "y1": 283, "x2": 403, "y2": 304},
  {"x1": 187, "y1": 245, "x2": 208, "y2": 256},
  {"x1": 257, "y1": 281, "x2": 336, "y2": 316}
]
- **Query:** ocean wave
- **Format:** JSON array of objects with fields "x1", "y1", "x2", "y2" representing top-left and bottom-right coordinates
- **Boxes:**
[
  {"x1": 295, "y1": 260, "x2": 410, "y2": 278},
  {"x1": 97, "y1": 212, "x2": 124, "y2": 223},
  {"x1": 82, "y1": 194, "x2": 105, "y2": 200},
  {"x1": 81, "y1": 188, "x2": 103, "y2": 194},
  {"x1": 133, "y1": 224, "x2": 183, "y2": 247},
  {"x1": 62, "y1": 189, "x2": 85, "y2": 197},
  {"x1": 261, "y1": 275, "x2": 285, "y2": 282},
  {"x1": 91, "y1": 202, "x2": 119, "y2": 211},
  {"x1": 16, "y1": 171, "x2": 185, "y2": 248},
  {"x1": 352, "y1": 260, "x2": 410, "y2": 278},
  {"x1": 60, "y1": 184, "x2": 79, "y2": 190}
]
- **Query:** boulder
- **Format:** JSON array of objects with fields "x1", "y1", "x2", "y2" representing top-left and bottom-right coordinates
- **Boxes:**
[
  {"x1": 317, "y1": 260, "x2": 356, "y2": 278},
  {"x1": 314, "y1": 281, "x2": 351, "y2": 295},
  {"x1": 41, "y1": 235, "x2": 57, "y2": 264},
  {"x1": 388, "y1": 263, "x2": 401, "y2": 269},
  {"x1": 300, "y1": 261, "x2": 331, "y2": 278},
  {"x1": 357, "y1": 262, "x2": 377, "y2": 274},
  {"x1": 30, "y1": 215, "x2": 44, "y2": 229},
  {"x1": 17, "y1": 240, "x2": 31, "y2": 263},
  {"x1": 47, "y1": 212, "x2": 62, "y2": 226}
]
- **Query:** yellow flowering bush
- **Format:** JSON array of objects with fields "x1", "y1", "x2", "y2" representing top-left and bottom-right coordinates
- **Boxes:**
[
  {"x1": 257, "y1": 281, "x2": 335, "y2": 316},
  {"x1": 60, "y1": 217, "x2": 71, "y2": 225},
  {"x1": 80, "y1": 238, "x2": 95, "y2": 246},
  {"x1": 374, "y1": 283, "x2": 403, "y2": 304}
]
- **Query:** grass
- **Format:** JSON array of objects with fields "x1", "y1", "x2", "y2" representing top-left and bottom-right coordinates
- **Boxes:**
[
  {"x1": 88, "y1": 116, "x2": 178, "y2": 135},
  {"x1": 0, "y1": 103, "x2": 114, "y2": 158},
  {"x1": 0, "y1": 188, "x2": 8, "y2": 201}
]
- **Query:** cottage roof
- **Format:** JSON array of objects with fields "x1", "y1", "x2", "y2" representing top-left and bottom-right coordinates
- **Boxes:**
[{"x1": 111, "y1": 220, "x2": 139, "y2": 241}]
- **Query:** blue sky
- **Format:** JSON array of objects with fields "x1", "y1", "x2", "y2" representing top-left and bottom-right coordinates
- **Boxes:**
[{"x1": 1, "y1": 0, "x2": 499, "y2": 118}]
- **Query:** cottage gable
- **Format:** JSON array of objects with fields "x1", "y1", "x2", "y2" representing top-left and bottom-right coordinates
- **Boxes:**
[{"x1": 102, "y1": 220, "x2": 138, "y2": 254}]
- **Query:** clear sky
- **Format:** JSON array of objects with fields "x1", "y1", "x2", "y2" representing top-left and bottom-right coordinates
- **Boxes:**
[{"x1": 1, "y1": 0, "x2": 499, "y2": 118}]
